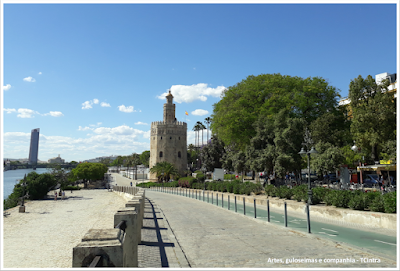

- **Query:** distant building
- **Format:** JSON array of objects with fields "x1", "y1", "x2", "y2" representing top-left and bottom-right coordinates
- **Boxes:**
[
  {"x1": 48, "y1": 154, "x2": 65, "y2": 164},
  {"x1": 149, "y1": 90, "x2": 188, "y2": 181},
  {"x1": 28, "y1": 128, "x2": 40, "y2": 165}
]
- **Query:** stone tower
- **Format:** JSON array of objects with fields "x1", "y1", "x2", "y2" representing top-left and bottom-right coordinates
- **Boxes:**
[{"x1": 149, "y1": 91, "x2": 188, "y2": 181}]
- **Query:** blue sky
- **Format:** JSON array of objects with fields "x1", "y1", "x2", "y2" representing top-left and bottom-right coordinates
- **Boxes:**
[{"x1": 1, "y1": 2, "x2": 398, "y2": 162}]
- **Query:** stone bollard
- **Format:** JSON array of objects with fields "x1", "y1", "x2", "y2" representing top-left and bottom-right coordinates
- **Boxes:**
[
  {"x1": 72, "y1": 229, "x2": 124, "y2": 267},
  {"x1": 132, "y1": 195, "x2": 144, "y2": 228},
  {"x1": 125, "y1": 200, "x2": 142, "y2": 242},
  {"x1": 114, "y1": 207, "x2": 139, "y2": 267}
]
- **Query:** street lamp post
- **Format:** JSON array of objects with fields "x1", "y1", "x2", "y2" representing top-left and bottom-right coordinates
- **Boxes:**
[
  {"x1": 299, "y1": 146, "x2": 317, "y2": 234},
  {"x1": 298, "y1": 147, "x2": 318, "y2": 205},
  {"x1": 352, "y1": 143, "x2": 364, "y2": 191}
]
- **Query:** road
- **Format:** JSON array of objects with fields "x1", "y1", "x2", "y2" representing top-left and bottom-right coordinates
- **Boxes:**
[{"x1": 148, "y1": 187, "x2": 397, "y2": 264}]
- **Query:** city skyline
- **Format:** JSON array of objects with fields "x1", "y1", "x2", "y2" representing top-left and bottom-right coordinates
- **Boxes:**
[{"x1": 2, "y1": 1, "x2": 398, "y2": 162}]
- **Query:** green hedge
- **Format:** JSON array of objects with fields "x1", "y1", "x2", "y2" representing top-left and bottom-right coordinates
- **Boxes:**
[{"x1": 138, "y1": 180, "x2": 396, "y2": 214}]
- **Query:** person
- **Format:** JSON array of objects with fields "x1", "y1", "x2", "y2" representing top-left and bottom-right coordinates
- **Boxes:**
[
  {"x1": 62, "y1": 190, "x2": 65, "y2": 200},
  {"x1": 54, "y1": 191, "x2": 57, "y2": 201}
]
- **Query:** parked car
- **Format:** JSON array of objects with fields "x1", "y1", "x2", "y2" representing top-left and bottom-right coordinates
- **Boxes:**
[
  {"x1": 327, "y1": 173, "x2": 339, "y2": 182},
  {"x1": 362, "y1": 174, "x2": 379, "y2": 187}
]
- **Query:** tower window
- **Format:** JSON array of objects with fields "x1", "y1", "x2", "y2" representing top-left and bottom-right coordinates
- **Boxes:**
[
  {"x1": 161, "y1": 136, "x2": 162, "y2": 140},
  {"x1": 178, "y1": 151, "x2": 181, "y2": 158},
  {"x1": 170, "y1": 137, "x2": 172, "y2": 139},
  {"x1": 159, "y1": 151, "x2": 163, "y2": 158},
  {"x1": 179, "y1": 137, "x2": 180, "y2": 140}
]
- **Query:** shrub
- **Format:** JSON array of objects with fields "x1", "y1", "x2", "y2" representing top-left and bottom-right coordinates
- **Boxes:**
[
  {"x1": 383, "y1": 191, "x2": 396, "y2": 213},
  {"x1": 232, "y1": 183, "x2": 241, "y2": 194},
  {"x1": 348, "y1": 192, "x2": 366, "y2": 210},
  {"x1": 311, "y1": 187, "x2": 327, "y2": 205},
  {"x1": 217, "y1": 182, "x2": 226, "y2": 192},
  {"x1": 292, "y1": 185, "x2": 307, "y2": 202},
  {"x1": 363, "y1": 191, "x2": 380, "y2": 209},
  {"x1": 277, "y1": 186, "x2": 293, "y2": 199},
  {"x1": 224, "y1": 174, "x2": 235, "y2": 180},
  {"x1": 369, "y1": 194, "x2": 384, "y2": 212},
  {"x1": 323, "y1": 189, "x2": 336, "y2": 206},
  {"x1": 264, "y1": 185, "x2": 276, "y2": 197},
  {"x1": 332, "y1": 190, "x2": 352, "y2": 208},
  {"x1": 226, "y1": 182, "x2": 234, "y2": 193}
]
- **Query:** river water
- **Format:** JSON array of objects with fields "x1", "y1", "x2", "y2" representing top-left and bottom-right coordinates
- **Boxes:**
[{"x1": 3, "y1": 168, "x2": 53, "y2": 200}]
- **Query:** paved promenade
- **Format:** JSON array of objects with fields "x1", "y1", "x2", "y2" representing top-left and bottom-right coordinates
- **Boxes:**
[
  {"x1": 2, "y1": 189, "x2": 127, "y2": 268},
  {"x1": 144, "y1": 190, "x2": 397, "y2": 268}
]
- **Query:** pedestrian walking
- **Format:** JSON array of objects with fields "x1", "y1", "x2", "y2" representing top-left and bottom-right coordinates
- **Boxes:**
[
  {"x1": 54, "y1": 191, "x2": 57, "y2": 201},
  {"x1": 62, "y1": 190, "x2": 65, "y2": 200}
]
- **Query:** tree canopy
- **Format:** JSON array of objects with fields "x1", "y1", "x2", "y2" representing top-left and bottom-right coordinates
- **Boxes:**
[
  {"x1": 70, "y1": 162, "x2": 108, "y2": 187},
  {"x1": 349, "y1": 75, "x2": 396, "y2": 162},
  {"x1": 211, "y1": 73, "x2": 339, "y2": 150}
]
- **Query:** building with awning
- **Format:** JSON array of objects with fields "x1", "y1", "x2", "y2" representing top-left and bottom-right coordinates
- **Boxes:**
[{"x1": 356, "y1": 161, "x2": 396, "y2": 184}]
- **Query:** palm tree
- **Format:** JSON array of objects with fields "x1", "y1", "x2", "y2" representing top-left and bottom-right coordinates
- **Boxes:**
[
  {"x1": 200, "y1": 122, "x2": 206, "y2": 146},
  {"x1": 150, "y1": 161, "x2": 179, "y2": 183},
  {"x1": 195, "y1": 121, "x2": 205, "y2": 147},
  {"x1": 192, "y1": 124, "x2": 198, "y2": 148},
  {"x1": 204, "y1": 117, "x2": 211, "y2": 143}
]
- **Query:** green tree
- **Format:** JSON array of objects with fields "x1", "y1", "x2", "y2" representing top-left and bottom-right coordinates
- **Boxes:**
[
  {"x1": 71, "y1": 163, "x2": 108, "y2": 188},
  {"x1": 310, "y1": 109, "x2": 352, "y2": 148},
  {"x1": 200, "y1": 135, "x2": 225, "y2": 171},
  {"x1": 149, "y1": 161, "x2": 178, "y2": 183},
  {"x1": 380, "y1": 138, "x2": 396, "y2": 162},
  {"x1": 50, "y1": 165, "x2": 73, "y2": 190},
  {"x1": 212, "y1": 73, "x2": 339, "y2": 150},
  {"x1": 349, "y1": 75, "x2": 396, "y2": 161},
  {"x1": 139, "y1": 151, "x2": 150, "y2": 167},
  {"x1": 27, "y1": 172, "x2": 57, "y2": 200},
  {"x1": 111, "y1": 156, "x2": 124, "y2": 172},
  {"x1": 310, "y1": 142, "x2": 344, "y2": 176},
  {"x1": 187, "y1": 144, "x2": 199, "y2": 169}
]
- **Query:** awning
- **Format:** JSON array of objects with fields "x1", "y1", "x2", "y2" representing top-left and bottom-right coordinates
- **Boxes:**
[{"x1": 357, "y1": 164, "x2": 396, "y2": 172}]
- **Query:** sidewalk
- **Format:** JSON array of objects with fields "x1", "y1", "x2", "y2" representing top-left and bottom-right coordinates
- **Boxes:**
[
  {"x1": 109, "y1": 172, "x2": 150, "y2": 187},
  {"x1": 144, "y1": 190, "x2": 397, "y2": 268}
]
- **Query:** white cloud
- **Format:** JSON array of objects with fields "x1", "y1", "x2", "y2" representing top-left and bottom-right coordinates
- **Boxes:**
[
  {"x1": 38, "y1": 72, "x2": 42, "y2": 75},
  {"x1": 82, "y1": 101, "x2": 92, "y2": 109},
  {"x1": 44, "y1": 111, "x2": 64, "y2": 117},
  {"x1": 23, "y1": 76, "x2": 36, "y2": 82},
  {"x1": 118, "y1": 105, "x2": 135, "y2": 113},
  {"x1": 135, "y1": 121, "x2": 148, "y2": 125},
  {"x1": 157, "y1": 83, "x2": 226, "y2": 103},
  {"x1": 78, "y1": 126, "x2": 92, "y2": 131},
  {"x1": 82, "y1": 99, "x2": 109, "y2": 109},
  {"x1": 191, "y1": 109, "x2": 209, "y2": 116},
  {"x1": 3, "y1": 84, "x2": 11, "y2": 91},
  {"x1": 3, "y1": 127, "x2": 150, "y2": 162},
  {"x1": 4, "y1": 108, "x2": 16, "y2": 114},
  {"x1": 17, "y1": 108, "x2": 37, "y2": 118}
]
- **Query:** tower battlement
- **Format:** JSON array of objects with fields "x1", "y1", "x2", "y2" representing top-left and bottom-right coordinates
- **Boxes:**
[{"x1": 151, "y1": 121, "x2": 187, "y2": 127}]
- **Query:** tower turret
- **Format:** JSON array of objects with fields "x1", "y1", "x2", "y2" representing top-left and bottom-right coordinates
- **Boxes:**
[{"x1": 163, "y1": 90, "x2": 176, "y2": 123}]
